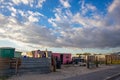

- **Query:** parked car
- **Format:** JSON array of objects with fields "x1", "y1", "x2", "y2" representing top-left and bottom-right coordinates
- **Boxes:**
[
  {"x1": 72, "y1": 58, "x2": 86, "y2": 66},
  {"x1": 78, "y1": 62, "x2": 86, "y2": 66}
]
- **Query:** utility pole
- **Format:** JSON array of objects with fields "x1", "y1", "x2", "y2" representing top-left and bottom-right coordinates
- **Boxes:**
[
  {"x1": 86, "y1": 55, "x2": 90, "y2": 69},
  {"x1": 95, "y1": 56, "x2": 99, "y2": 68},
  {"x1": 105, "y1": 55, "x2": 108, "y2": 65}
]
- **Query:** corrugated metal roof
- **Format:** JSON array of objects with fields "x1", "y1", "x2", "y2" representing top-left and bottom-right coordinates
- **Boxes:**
[{"x1": 0, "y1": 47, "x2": 15, "y2": 49}]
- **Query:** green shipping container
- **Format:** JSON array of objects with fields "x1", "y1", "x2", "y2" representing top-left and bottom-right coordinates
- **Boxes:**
[{"x1": 0, "y1": 47, "x2": 15, "y2": 58}]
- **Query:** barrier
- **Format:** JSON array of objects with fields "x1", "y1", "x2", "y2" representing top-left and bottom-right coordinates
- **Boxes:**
[
  {"x1": 18, "y1": 58, "x2": 51, "y2": 74},
  {"x1": 0, "y1": 58, "x2": 15, "y2": 76}
]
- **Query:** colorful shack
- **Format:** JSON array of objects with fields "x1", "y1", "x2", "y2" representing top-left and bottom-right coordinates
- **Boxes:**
[
  {"x1": 52, "y1": 53, "x2": 72, "y2": 64},
  {"x1": 25, "y1": 50, "x2": 52, "y2": 58}
]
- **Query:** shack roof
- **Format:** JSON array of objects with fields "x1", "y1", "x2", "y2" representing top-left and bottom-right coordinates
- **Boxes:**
[{"x1": 0, "y1": 47, "x2": 15, "y2": 49}]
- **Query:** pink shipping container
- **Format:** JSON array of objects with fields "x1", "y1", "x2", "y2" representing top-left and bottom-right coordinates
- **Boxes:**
[{"x1": 52, "y1": 53, "x2": 72, "y2": 64}]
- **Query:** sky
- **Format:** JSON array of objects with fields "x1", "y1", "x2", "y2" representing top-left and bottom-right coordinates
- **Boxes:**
[{"x1": 0, "y1": 0, "x2": 120, "y2": 54}]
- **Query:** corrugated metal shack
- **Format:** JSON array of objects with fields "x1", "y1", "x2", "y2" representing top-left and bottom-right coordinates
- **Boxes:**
[
  {"x1": 19, "y1": 58, "x2": 51, "y2": 74},
  {"x1": 0, "y1": 47, "x2": 15, "y2": 76},
  {"x1": 52, "y1": 53, "x2": 72, "y2": 64},
  {"x1": 18, "y1": 50, "x2": 52, "y2": 74},
  {"x1": 0, "y1": 48, "x2": 52, "y2": 76}
]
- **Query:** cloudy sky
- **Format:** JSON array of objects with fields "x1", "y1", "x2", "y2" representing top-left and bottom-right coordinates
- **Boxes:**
[{"x1": 0, "y1": 0, "x2": 120, "y2": 53}]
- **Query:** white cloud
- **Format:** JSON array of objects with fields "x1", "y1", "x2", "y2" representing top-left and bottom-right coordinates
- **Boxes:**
[
  {"x1": 0, "y1": 29, "x2": 5, "y2": 33},
  {"x1": 28, "y1": 15, "x2": 39, "y2": 22},
  {"x1": 25, "y1": 10, "x2": 44, "y2": 23},
  {"x1": 8, "y1": 7, "x2": 17, "y2": 17},
  {"x1": 2, "y1": 4, "x2": 43, "y2": 23},
  {"x1": 12, "y1": 0, "x2": 29, "y2": 5},
  {"x1": 10, "y1": 7, "x2": 17, "y2": 13},
  {"x1": 27, "y1": 10, "x2": 44, "y2": 17},
  {"x1": 48, "y1": 18, "x2": 57, "y2": 27},
  {"x1": 48, "y1": 8, "x2": 72, "y2": 29},
  {"x1": 0, "y1": 13, "x2": 58, "y2": 49},
  {"x1": 71, "y1": 12, "x2": 103, "y2": 28},
  {"x1": 106, "y1": 0, "x2": 120, "y2": 26},
  {"x1": 48, "y1": 0, "x2": 120, "y2": 48},
  {"x1": 54, "y1": 13, "x2": 61, "y2": 22},
  {"x1": 0, "y1": 0, "x2": 120, "y2": 49},
  {"x1": 15, "y1": 10, "x2": 44, "y2": 23},
  {"x1": 0, "y1": 14, "x2": 5, "y2": 20},
  {"x1": 60, "y1": 0, "x2": 71, "y2": 8},
  {"x1": 80, "y1": 0, "x2": 97, "y2": 15},
  {"x1": 11, "y1": 0, "x2": 46, "y2": 8},
  {"x1": 108, "y1": 0, "x2": 120, "y2": 12},
  {"x1": 48, "y1": 13, "x2": 62, "y2": 27},
  {"x1": 11, "y1": 0, "x2": 19, "y2": 4},
  {"x1": 86, "y1": 4, "x2": 96, "y2": 11},
  {"x1": 72, "y1": 13, "x2": 87, "y2": 26},
  {"x1": 36, "y1": 0, "x2": 46, "y2": 8},
  {"x1": 0, "y1": 1, "x2": 45, "y2": 23},
  {"x1": 0, "y1": 0, "x2": 4, "y2": 3}
]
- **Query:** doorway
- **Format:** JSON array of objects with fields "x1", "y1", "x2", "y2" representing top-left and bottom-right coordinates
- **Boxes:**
[{"x1": 60, "y1": 54, "x2": 63, "y2": 64}]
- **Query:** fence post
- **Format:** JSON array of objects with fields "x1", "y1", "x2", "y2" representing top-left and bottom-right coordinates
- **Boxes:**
[
  {"x1": 15, "y1": 58, "x2": 18, "y2": 74},
  {"x1": 86, "y1": 56, "x2": 90, "y2": 69}
]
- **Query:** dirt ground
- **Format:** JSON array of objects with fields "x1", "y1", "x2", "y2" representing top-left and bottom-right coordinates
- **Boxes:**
[{"x1": 8, "y1": 65, "x2": 117, "y2": 80}]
